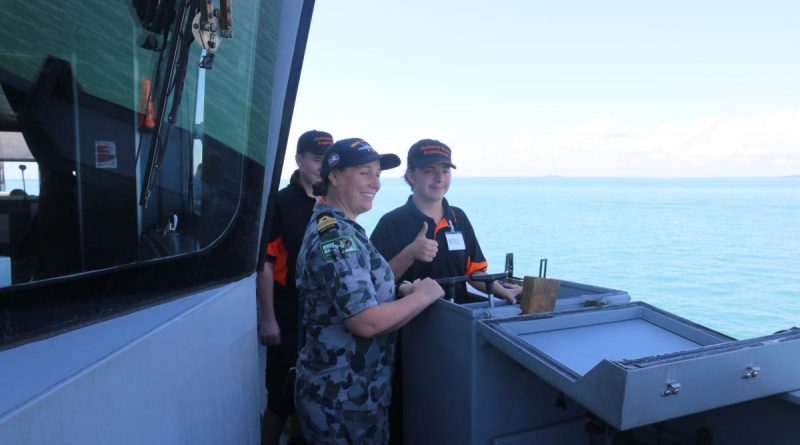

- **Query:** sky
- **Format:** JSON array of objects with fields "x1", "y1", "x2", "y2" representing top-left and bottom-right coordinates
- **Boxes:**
[{"x1": 286, "y1": 0, "x2": 800, "y2": 178}]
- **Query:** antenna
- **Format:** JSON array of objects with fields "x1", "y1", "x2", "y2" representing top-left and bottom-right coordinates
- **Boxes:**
[{"x1": 19, "y1": 164, "x2": 27, "y2": 193}]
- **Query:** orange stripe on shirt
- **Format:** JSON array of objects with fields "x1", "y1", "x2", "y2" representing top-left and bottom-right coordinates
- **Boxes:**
[
  {"x1": 466, "y1": 256, "x2": 488, "y2": 277},
  {"x1": 266, "y1": 237, "x2": 288, "y2": 286}
]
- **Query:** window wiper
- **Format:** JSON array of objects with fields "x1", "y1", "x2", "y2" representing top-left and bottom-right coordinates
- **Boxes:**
[
  {"x1": 138, "y1": 0, "x2": 233, "y2": 207},
  {"x1": 138, "y1": 0, "x2": 197, "y2": 207}
]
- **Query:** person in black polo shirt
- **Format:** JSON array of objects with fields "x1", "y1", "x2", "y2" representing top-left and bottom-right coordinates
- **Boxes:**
[
  {"x1": 258, "y1": 130, "x2": 333, "y2": 445},
  {"x1": 371, "y1": 138, "x2": 520, "y2": 303},
  {"x1": 370, "y1": 139, "x2": 520, "y2": 443}
]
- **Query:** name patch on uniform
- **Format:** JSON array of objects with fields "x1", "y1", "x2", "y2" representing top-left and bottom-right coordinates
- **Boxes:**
[
  {"x1": 316, "y1": 213, "x2": 338, "y2": 236},
  {"x1": 320, "y1": 235, "x2": 358, "y2": 260},
  {"x1": 445, "y1": 231, "x2": 466, "y2": 251}
]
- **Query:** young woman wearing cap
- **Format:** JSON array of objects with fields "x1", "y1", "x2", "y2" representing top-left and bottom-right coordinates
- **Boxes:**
[
  {"x1": 293, "y1": 138, "x2": 444, "y2": 444},
  {"x1": 370, "y1": 139, "x2": 521, "y2": 443},
  {"x1": 371, "y1": 138, "x2": 521, "y2": 304}
]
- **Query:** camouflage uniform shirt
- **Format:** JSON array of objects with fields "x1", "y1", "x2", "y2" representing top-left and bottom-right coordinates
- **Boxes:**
[{"x1": 295, "y1": 202, "x2": 397, "y2": 412}]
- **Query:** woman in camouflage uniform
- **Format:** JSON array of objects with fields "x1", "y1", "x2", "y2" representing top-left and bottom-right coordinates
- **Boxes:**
[{"x1": 294, "y1": 138, "x2": 444, "y2": 444}]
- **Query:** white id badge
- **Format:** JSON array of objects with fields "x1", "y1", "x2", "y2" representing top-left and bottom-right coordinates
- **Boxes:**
[{"x1": 445, "y1": 231, "x2": 466, "y2": 251}]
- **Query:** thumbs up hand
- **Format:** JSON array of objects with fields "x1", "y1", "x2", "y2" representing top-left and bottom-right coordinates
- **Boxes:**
[{"x1": 408, "y1": 222, "x2": 438, "y2": 262}]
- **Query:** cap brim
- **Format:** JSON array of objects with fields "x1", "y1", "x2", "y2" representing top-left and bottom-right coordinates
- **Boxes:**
[
  {"x1": 378, "y1": 154, "x2": 402, "y2": 171},
  {"x1": 324, "y1": 152, "x2": 402, "y2": 173}
]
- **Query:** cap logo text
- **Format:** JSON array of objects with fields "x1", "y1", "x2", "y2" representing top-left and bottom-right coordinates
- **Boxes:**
[
  {"x1": 350, "y1": 140, "x2": 376, "y2": 153},
  {"x1": 315, "y1": 136, "x2": 333, "y2": 145},
  {"x1": 420, "y1": 145, "x2": 451, "y2": 157}
]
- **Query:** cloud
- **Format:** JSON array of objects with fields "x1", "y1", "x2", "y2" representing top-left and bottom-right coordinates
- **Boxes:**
[{"x1": 455, "y1": 108, "x2": 800, "y2": 177}]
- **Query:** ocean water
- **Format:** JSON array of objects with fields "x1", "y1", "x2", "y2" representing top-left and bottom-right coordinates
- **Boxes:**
[
  {"x1": 347, "y1": 176, "x2": 799, "y2": 340},
  {"x1": 2, "y1": 180, "x2": 39, "y2": 196}
]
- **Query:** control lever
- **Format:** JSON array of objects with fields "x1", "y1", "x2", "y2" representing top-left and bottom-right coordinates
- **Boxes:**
[
  {"x1": 435, "y1": 276, "x2": 468, "y2": 302},
  {"x1": 505, "y1": 253, "x2": 513, "y2": 280},
  {"x1": 504, "y1": 252, "x2": 523, "y2": 285},
  {"x1": 469, "y1": 272, "x2": 510, "y2": 308}
]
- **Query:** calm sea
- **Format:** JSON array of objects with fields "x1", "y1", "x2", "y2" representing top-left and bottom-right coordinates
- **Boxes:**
[
  {"x1": 334, "y1": 176, "x2": 799, "y2": 340},
  {"x1": 2, "y1": 180, "x2": 39, "y2": 196}
]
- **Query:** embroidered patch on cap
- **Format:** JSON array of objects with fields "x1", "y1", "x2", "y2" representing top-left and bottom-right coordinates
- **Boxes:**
[{"x1": 349, "y1": 139, "x2": 376, "y2": 153}]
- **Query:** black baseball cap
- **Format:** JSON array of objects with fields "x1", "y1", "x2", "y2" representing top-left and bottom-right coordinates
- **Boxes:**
[
  {"x1": 297, "y1": 130, "x2": 334, "y2": 155},
  {"x1": 407, "y1": 139, "x2": 456, "y2": 169},
  {"x1": 321, "y1": 138, "x2": 401, "y2": 178}
]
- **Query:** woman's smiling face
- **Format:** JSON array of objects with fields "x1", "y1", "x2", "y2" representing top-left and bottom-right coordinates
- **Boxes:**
[{"x1": 328, "y1": 160, "x2": 382, "y2": 219}]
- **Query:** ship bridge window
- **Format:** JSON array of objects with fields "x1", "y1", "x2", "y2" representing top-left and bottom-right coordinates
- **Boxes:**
[{"x1": 0, "y1": 0, "x2": 279, "y2": 298}]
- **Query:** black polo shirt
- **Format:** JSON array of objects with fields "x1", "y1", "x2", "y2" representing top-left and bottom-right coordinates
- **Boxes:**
[
  {"x1": 265, "y1": 170, "x2": 316, "y2": 327},
  {"x1": 370, "y1": 196, "x2": 487, "y2": 302}
]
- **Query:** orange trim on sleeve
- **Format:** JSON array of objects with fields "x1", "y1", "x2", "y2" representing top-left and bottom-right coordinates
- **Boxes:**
[
  {"x1": 466, "y1": 257, "x2": 488, "y2": 277},
  {"x1": 266, "y1": 237, "x2": 288, "y2": 286}
]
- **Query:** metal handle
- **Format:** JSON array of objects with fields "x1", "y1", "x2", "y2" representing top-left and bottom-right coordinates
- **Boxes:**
[
  {"x1": 662, "y1": 382, "x2": 681, "y2": 397},
  {"x1": 505, "y1": 253, "x2": 514, "y2": 278},
  {"x1": 742, "y1": 366, "x2": 761, "y2": 379},
  {"x1": 469, "y1": 272, "x2": 509, "y2": 309},
  {"x1": 434, "y1": 276, "x2": 468, "y2": 302}
]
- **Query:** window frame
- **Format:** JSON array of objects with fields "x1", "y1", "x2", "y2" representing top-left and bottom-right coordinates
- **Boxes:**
[{"x1": 0, "y1": 0, "x2": 316, "y2": 350}]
